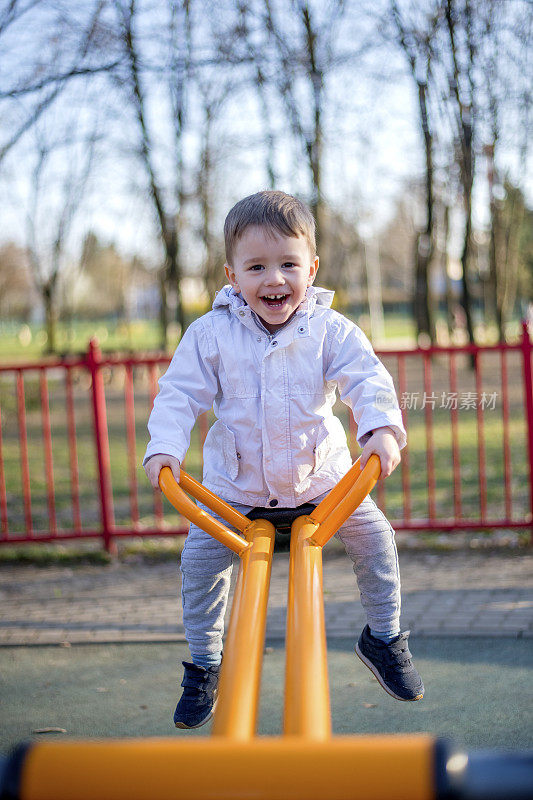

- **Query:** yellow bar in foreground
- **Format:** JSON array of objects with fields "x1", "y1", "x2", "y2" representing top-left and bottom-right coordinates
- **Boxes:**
[
  {"x1": 284, "y1": 515, "x2": 331, "y2": 739},
  {"x1": 212, "y1": 518, "x2": 276, "y2": 739},
  {"x1": 19, "y1": 736, "x2": 437, "y2": 800},
  {"x1": 158, "y1": 467, "x2": 249, "y2": 556}
]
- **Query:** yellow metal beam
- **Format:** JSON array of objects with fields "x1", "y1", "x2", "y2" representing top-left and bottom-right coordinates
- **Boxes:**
[
  {"x1": 19, "y1": 736, "x2": 437, "y2": 800},
  {"x1": 284, "y1": 515, "x2": 331, "y2": 739},
  {"x1": 177, "y1": 470, "x2": 251, "y2": 533},
  {"x1": 310, "y1": 454, "x2": 382, "y2": 547},
  {"x1": 212, "y1": 518, "x2": 276, "y2": 739},
  {"x1": 309, "y1": 457, "x2": 363, "y2": 524},
  {"x1": 158, "y1": 467, "x2": 250, "y2": 556}
]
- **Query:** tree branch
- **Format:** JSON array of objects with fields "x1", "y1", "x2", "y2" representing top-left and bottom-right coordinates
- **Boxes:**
[{"x1": 0, "y1": 61, "x2": 123, "y2": 98}]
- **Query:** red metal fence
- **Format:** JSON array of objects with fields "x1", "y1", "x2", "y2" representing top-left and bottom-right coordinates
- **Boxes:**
[{"x1": 1, "y1": 325, "x2": 532, "y2": 551}]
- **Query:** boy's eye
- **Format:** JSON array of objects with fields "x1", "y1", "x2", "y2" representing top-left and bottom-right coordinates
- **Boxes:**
[
  {"x1": 282, "y1": 262, "x2": 295, "y2": 268},
  {"x1": 249, "y1": 264, "x2": 263, "y2": 271}
]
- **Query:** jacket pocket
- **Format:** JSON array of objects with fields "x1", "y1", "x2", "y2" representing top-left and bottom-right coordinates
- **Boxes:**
[
  {"x1": 219, "y1": 421, "x2": 240, "y2": 481},
  {"x1": 313, "y1": 420, "x2": 332, "y2": 472},
  {"x1": 203, "y1": 419, "x2": 240, "y2": 483},
  {"x1": 313, "y1": 416, "x2": 348, "y2": 473}
]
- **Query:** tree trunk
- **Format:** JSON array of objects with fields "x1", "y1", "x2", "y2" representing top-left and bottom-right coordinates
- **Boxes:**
[
  {"x1": 164, "y1": 222, "x2": 185, "y2": 334},
  {"x1": 501, "y1": 192, "x2": 524, "y2": 335},
  {"x1": 43, "y1": 284, "x2": 57, "y2": 354},
  {"x1": 460, "y1": 192, "x2": 476, "y2": 347},
  {"x1": 489, "y1": 202, "x2": 504, "y2": 341},
  {"x1": 413, "y1": 80, "x2": 436, "y2": 343},
  {"x1": 444, "y1": 0, "x2": 476, "y2": 346},
  {"x1": 485, "y1": 144, "x2": 504, "y2": 340},
  {"x1": 121, "y1": 4, "x2": 185, "y2": 351},
  {"x1": 302, "y1": 3, "x2": 323, "y2": 249},
  {"x1": 414, "y1": 233, "x2": 434, "y2": 342},
  {"x1": 442, "y1": 203, "x2": 455, "y2": 338},
  {"x1": 159, "y1": 274, "x2": 168, "y2": 351}
]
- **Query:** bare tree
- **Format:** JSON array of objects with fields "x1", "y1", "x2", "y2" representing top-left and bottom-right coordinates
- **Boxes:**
[
  {"x1": 194, "y1": 83, "x2": 233, "y2": 300},
  {"x1": 435, "y1": 0, "x2": 531, "y2": 342},
  {"x1": 480, "y1": 1, "x2": 531, "y2": 339},
  {"x1": 0, "y1": 1, "x2": 116, "y2": 162},
  {"x1": 3, "y1": 0, "x2": 530, "y2": 346},
  {"x1": 24, "y1": 129, "x2": 97, "y2": 352},
  {"x1": 105, "y1": 0, "x2": 195, "y2": 347},
  {"x1": 439, "y1": 0, "x2": 478, "y2": 344},
  {"x1": 264, "y1": 0, "x2": 341, "y2": 240},
  {"x1": 219, "y1": 1, "x2": 279, "y2": 188},
  {"x1": 497, "y1": 181, "x2": 529, "y2": 328},
  {"x1": 384, "y1": 1, "x2": 440, "y2": 343},
  {"x1": 225, "y1": 0, "x2": 352, "y2": 245},
  {"x1": 380, "y1": 0, "x2": 530, "y2": 344},
  {"x1": 1, "y1": 0, "x2": 253, "y2": 344}
]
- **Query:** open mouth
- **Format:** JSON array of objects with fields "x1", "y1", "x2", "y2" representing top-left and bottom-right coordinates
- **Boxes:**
[{"x1": 261, "y1": 294, "x2": 289, "y2": 308}]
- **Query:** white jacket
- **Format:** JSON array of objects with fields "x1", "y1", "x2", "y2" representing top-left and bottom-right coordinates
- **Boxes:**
[{"x1": 144, "y1": 285, "x2": 406, "y2": 508}]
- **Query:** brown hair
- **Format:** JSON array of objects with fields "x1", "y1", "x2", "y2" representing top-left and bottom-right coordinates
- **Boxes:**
[{"x1": 224, "y1": 190, "x2": 316, "y2": 264}]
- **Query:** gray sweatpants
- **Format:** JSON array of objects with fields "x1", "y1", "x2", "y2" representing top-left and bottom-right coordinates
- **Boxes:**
[{"x1": 180, "y1": 494, "x2": 401, "y2": 656}]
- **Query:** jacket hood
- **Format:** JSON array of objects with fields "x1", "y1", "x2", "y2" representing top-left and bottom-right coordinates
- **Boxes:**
[{"x1": 212, "y1": 284, "x2": 334, "y2": 313}]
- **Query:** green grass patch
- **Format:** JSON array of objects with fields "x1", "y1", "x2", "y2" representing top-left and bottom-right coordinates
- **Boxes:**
[
  {"x1": 0, "y1": 320, "x2": 166, "y2": 361},
  {"x1": 0, "y1": 542, "x2": 112, "y2": 566},
  {"x1": 0, "y1": 314, "x2": 421, "y2": 362}
]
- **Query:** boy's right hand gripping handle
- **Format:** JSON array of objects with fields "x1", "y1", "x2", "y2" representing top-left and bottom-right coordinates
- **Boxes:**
[{"x1": 158, "y1": 467, "x2": 251, "y2": 556}]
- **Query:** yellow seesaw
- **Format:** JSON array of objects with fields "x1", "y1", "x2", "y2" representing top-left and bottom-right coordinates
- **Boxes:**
[
  {"x1": 160, "y1": 454, "x2": 382, "y2": 740},
  {"x1": 1, "y1": 456, "x2": 532, "y2": 800}
]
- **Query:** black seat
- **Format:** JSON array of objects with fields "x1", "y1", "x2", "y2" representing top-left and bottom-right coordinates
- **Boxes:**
[{"x1": 245, "y1": 503, "x2": 317, "y2": 535}]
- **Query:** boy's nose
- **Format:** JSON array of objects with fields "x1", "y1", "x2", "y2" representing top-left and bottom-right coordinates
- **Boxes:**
[{"x1": 265, "y1": 268, "x2": 285, "y2": 285}]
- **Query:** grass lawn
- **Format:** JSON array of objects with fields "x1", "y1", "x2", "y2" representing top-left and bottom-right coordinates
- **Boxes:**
[
  {"x1": 1, "y1": 313, "x2": 522, "y2": 362},
  {"x1": 0, "y1": 313, "x2": 420, "y2": 362},
  {"x1": 0, "y1": 320, "x2": 165, "y2": 361}
]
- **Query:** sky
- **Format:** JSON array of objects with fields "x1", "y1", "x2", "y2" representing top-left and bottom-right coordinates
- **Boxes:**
[{"x1": 0, "y1": 0, "x2": 531, "y2": 275}]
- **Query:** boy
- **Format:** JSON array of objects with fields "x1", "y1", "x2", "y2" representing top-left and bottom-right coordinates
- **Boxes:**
[{"x1": 144, "y1": 190, "x2": 424, "y2": 729}]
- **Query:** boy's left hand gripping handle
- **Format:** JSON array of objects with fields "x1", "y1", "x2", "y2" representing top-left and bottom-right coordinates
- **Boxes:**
[{"x1": 158, "y1": 467, "x2": 251, "y2": 556}]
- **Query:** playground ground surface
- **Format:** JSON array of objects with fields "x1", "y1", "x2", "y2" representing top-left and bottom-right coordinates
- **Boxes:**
[
  {"x1": 1, "y1": 548, "x2": 532, "y2": 752},
  {"x1": 1, "y1": 637, "x2": 532, "y2": 751}
]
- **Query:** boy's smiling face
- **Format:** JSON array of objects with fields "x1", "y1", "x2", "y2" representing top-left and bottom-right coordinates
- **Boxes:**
[{"x1": 224, "y1": 225, "x2": 319, "y2": 333}]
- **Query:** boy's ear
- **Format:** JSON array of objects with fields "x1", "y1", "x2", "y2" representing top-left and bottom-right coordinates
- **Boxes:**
[
  {"x1": 224, "y1": 263, "x2": 240, "y2": 292},
  {"x1": 307, "y1": 256, "x2": 319, "y2": 286}
]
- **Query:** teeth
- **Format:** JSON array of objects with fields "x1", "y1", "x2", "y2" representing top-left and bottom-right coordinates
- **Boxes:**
[{"x1": 264, "y1": 294, "x2": 286, "y2": 300}]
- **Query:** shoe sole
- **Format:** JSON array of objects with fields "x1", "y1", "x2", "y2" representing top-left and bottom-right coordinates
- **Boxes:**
[
  {"x1": 174, "y1": 695, "x2": 218, "y2": 729},
  {"x1": 355, "y1": 644, "x2": 424, "y2": 702}
]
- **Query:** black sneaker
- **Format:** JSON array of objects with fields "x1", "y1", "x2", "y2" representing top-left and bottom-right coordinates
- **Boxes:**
[
  {"x1": 355, "y1": 625, "x2": 424, "y2": 701},
  {"x1": 173, "y1": 661, "x2": 221, "y2": 729}
]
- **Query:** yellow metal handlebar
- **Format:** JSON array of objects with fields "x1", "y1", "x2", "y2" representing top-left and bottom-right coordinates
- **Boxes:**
[
  {"x1": 159, "y1": 454, "x2": 381, "y2": 738},
  {"x1": 309, "y1": 454, "x2": 381, "y2": 547},
  {"x1": 158, "y1": 467, "x2": 251, "y2": 556},
  {"x1": 159, "y1": 454, "x2": 381, "y2": 556}
]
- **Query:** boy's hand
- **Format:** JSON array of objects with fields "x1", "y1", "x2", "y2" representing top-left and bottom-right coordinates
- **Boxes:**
[
  {"x1": 144, "y1": 454, "x2": 181, "y2": 491},
  {"x1": 360, "y1": 427, "x2": 400, "y2": 479}
]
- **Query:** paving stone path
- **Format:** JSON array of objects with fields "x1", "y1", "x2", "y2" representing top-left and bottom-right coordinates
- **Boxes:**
[{"x1": 0, "y1": 550, "x2": 531, "y2": 646}]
